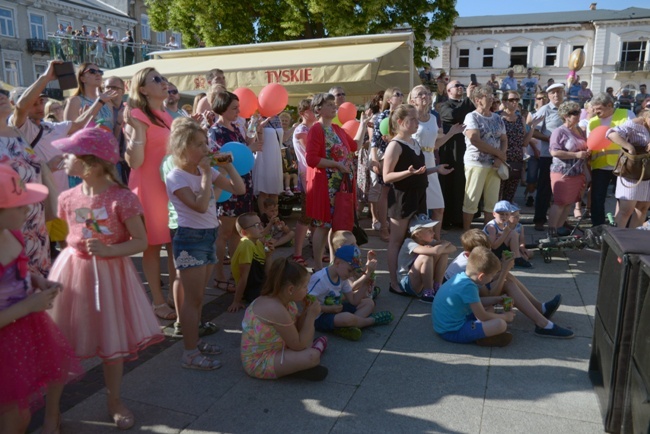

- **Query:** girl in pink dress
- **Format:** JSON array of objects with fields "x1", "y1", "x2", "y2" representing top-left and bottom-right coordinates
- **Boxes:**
[
  {"x1": 49, "y1": 128, "x2": 164, "y2": 430},
  {"x1": 124, "y1": 67, "x2": 176, "y2": 321},
  {"x1": 0, "y1": 164, "x2": 82, "y2": 434}
]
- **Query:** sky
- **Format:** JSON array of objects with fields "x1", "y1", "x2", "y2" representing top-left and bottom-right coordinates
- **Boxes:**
[{"x1": 454, "y1": 0, "x2": 644, "y2": 17}]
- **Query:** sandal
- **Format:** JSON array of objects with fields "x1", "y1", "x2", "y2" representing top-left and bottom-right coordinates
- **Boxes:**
[
  {"x1": 199, "y1": 321, "x2": 219, "y2": 337},
  {"x1": 292, "y1": 255, "x2": 308, "y2": 266},
  {"x1": 311, "y1": 336, "x2": 328, "y2": 354},
  {"x1": 222, "y1": 256, "x2": 231, "y2": 265},
  {"x1": 153, "y1": 303, "x2": 177, "y2": 321},
  {"x1": 197, "y1": 340, "x2": 223, "y2": 355},
  {"x1": 321, "y1": 255, "x2": 330, "y2": 263},
  {"x1": 181, "y1": 350, "x2": 222, "y2": 371},
  {"x1": 370, "y1": 310, "x2": 394, "y2": 326},
  {"x1": 214, "y1": 279, "x2": 236, "y2": 292},
  {"x1": 108, "y1": 404, "x2": 135, "y2": 430}
]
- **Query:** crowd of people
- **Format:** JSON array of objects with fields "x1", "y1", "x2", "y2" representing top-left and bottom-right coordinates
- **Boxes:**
[{"x1": 2, "y1": 58, "x2": 650, "y2": 432}]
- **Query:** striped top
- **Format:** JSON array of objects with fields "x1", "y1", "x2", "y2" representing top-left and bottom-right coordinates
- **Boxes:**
[{"x1": 608, "y1": 120, "x2": 650, "y2": 149}]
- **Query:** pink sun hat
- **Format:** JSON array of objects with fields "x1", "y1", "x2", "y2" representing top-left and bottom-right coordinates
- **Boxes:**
[
  {"x1": 0, "y1": 164, "x2": 49, "y2": 208},
  {"x1": 51, "y1": 127, "x2": 120, "y2": 164}
]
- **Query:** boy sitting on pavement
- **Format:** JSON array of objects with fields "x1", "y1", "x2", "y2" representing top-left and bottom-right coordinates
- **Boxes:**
[
  {"x1": 509, "y1": 207, "x2": 534, "y2": 262},
  {"x1": 483, "y1": 200, "x2": 532, "y2": 268},
  {"x1": 445, "y1": 229, "x2": 574, "y2": 339},
  {"x1": 433, "y1": 246, "x2": 515, "y2": 347},
  {"x1": 331, "y1": 230, "x2": 379, "y2": 300},
  {"x1": 394, "y1": 214, "x2": 457, "y2": 302},
  {"x1": 260, "y1": 197, "x2": 295, "y2": 248},
  {"x1": 229, "y1": 212, "x2": 274, "y2": 313},
  {"x1": 307, "y1": 245, "x2": 394, "y2": 341}
]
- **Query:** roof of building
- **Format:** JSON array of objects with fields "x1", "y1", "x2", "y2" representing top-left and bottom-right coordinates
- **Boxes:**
[
  {"x1": 61, "y1": 0, "x2": 133, "y2": 20},
  {"x1": 456, "y1": 7, "x2": 650, "y2": 28}
]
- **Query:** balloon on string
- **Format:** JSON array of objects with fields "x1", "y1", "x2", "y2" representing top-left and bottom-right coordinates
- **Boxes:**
[
  {"x1": 337, "y1": 102, "x2": 357, "y2": 124},
  {"x1": 379, "y1": 117, "x2": 390, "y2": 136},
  {"x1": 587, "y1": 125, "x2": 611, "y2": 152},
  {"x1": 257, "y1": 83, "x2": 288, "y2": 117},
  {"x1": 233, "y1": 88, "x2": 258, "y2": 119},
  {"x1": 220, "y1": 141, "x2": 255, "y2": 175},
  {"x1": 342, "y1": 120, "x2": 361, "y2": 140}
]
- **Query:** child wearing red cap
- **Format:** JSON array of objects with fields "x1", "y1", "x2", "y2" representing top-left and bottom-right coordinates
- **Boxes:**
[
  {"x1": 47, "y1": 128, "x2": 164, "y2": 430},
  {"x1": 0, "y1": 164, "x2": 82, "y2": 433}
]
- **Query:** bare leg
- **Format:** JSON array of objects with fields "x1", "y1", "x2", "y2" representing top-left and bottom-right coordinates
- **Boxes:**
[
  {"x1": 433, "y1": 253, "x2": 449, "y2": 286},
  {"x1": 502, "y1": 278, "x2": 549, "y2": 328},
  {"x1": 431, "y1": 208, "x2": 444, "y2": 240},
  {"x1": 215, "y1": 216, "x2": 236, "y2": 281},
  {"x1": 293, "y1": 222, "x2": 309, "y2": 258},
  {"x1": 0, "y1": 406, "x2": 31, "y2": 433},
  {"x1": 179, "y1": 265, "x2": 213, "y2": 350},
  {"x1": 257, "y1": 192, "x2": 269, "y2": 214},
  {"x1": 616, "y1": 199, "x2": 636, "y2": 228},
  {"x1": 388, "y1": 217, "x2": 410, "y2": 288},
  {"x1": 506, "y1": 273, "x2": 543, "y2": 311},
  {"x1": 142, "y1": 244, "x2": 165, "y2": 305},
  {"x1": 104, "y1": 359, "x2": 132, "y2": 427},
  {"x1": 462, "y1": 212, "x2": 474, "y2": 232},
  {"x1": 41, "y1": 383, "x2": 64, "y2": 433},
  {"x1": 481, "y1": 318, "x2": 508, "y2": 337},
  {"x1": 408, "y1": 254, "x2": 434, "y2": 295},
  {"x1": 631, "y1": 202, "x2": 650, "y2": 228},
  {"x1": 272, "y1": 348, "x2": 321, "y2": 378},
  {"x1": 312, "y1": 226, "x2": 329, "y2": 271}
]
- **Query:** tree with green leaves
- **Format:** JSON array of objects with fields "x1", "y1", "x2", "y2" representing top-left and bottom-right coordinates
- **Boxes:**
[{"x1": 144, "y1": 0, "x2": 457, "y2": 65}]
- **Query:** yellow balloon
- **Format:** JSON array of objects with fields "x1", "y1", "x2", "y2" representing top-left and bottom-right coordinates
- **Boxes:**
[{"x1": 568, "y1": 48, "x2": 585, "y2": 71}]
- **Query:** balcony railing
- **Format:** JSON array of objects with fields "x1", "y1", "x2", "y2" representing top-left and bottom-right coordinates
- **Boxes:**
[
  {"x1": 47, "y1": 33, "x2": 177, "y2": 70},
  {"x1": 27, "y1": 38, "x2": 51, "y2": 54},
  {"x1": 615, "y1": 61, "x2": 650, "y2": 72}
]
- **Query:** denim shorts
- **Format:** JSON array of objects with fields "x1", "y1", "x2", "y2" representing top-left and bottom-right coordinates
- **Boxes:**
[
  {"x1": 172, "y1": 227, "x2": 217, "y2": 269},
  {"x1": 314, "y1": 303, "x2": 357, "y2": 332},
  {"x1": 439, "y1": 315, "x2": 486, "y2": 344},
  {"x1": 526, "y1": 156, "x2": 540, "y2": 184},
  {"x1": 399, "y1": 274, "x2": 421, "y2": 297}
]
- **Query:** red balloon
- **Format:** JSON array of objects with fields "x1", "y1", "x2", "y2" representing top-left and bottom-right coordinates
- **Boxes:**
[
  {"x1": 342, "y1": 120, "x2": 360, "y2": 140},
  {"x1": 233, "y1": 88, "x2": 258, "y2": 119},
  {"x1": 337, "y1": 102, "x2": 357, "y2": 124},
  {"x1": 257, "y1": 83, "x2": 288, "y2": 117},
  {"x1": 587, "y1": 125, "x2": 611, "y2": 152}
]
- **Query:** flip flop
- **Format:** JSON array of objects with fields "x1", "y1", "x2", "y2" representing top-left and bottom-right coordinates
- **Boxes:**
[
  {"x1": 292, "y1": 255, "x2": 308, "y2": 266},
  {"x1": 215, "y1": 279, "x2": 236, "y2": 292},
  {"x1": 153, "y1": 303, "x2": 177, "y2": 320},
  {"x1": 388, "y1": 285, "x2": 413, "y2": 298}
]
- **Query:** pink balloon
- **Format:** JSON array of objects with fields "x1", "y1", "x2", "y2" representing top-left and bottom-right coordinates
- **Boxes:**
[
  {"x1": 258, "y1": 83, "x2": 288, "y2": 118},
  {"x1": 587, "y1": 125, "x2": 611, "y2": 152},
  {"x1": 342, "y1": 120, "x2": 360, "y2": 140},
  {"x1": 337, "y1": 102, "x2": 357, "y2": 124},
  {"x1": 233, "y1": 88, "x2": 258, "y2": 119}
]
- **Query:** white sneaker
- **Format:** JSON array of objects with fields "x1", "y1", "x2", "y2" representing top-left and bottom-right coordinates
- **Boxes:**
[
  {"x1": 372, "y1": 221, "x2": 381, "y2": 230},
  {"x1": 284, "y1": 189, "x2": 294, "y2": 197}
]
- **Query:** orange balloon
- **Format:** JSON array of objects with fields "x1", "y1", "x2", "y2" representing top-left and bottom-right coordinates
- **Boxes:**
[
  {"x1": 342, "y1": 119, "x2": 360, "y2": 139},
  {"x1": 233, "y1": 88, "x2": 258, "y2": 119},
  {"x1": 587, "y1": 125, "x2": 611, "y2": 152},
  {"x1": 337, "y1": 102, "x2": 357, "y2": 124},
  {"x1": 257, "y1": 83, "x2": 288, "y2": 117}
]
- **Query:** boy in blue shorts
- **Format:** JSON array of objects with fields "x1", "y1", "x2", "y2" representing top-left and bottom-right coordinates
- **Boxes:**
[
  {"x1": 395, "y1": 214, "x2": 457, "y2": 302},
  {"x1": 308, "y1": 245, "x2": 393, "y2": 341},
  {"x1": 433, "y1": 246, "x2": 516, "y2": 347}
]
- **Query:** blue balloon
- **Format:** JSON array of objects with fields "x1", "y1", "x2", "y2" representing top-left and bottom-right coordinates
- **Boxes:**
[
  {"x1": 220, "y1": 141, "x2": 255, "y2": 175},
  {"x1": 216, "y1": 189, "x2": 232, "y2": 203}
]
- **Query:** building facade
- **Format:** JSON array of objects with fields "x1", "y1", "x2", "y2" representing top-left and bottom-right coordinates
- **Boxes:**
[{"x1": 427, "y1": 7, "x2": 650, "y2": 96}]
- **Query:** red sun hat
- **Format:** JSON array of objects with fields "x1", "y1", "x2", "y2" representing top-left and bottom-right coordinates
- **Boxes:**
[{"x1": 0, "y1": 164, "x2": 49, "y2": 208}]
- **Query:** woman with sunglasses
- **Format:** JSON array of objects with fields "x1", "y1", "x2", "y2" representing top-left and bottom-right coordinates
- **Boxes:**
[
  {"x1": 370, "y1": 87, "x2": 404, "y2": 242},
  {"x1": 64, "y1": 62, "x2": 114, "y2": 132},
  {"x1": 124, "y1": 68, "x2": 177, "y2": 321},
  {"x1": 547, "y1": 101, "x2": 590, "y2": 237},
  {"x1": 499, "y1": 91, "x2": 539, "y2": 203}
]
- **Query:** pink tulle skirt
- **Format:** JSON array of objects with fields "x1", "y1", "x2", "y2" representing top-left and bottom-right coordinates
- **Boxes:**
[
  {"x1": 0, "y1": 311, "x2": 83, "y2": 413},
  {"x1": 48, "y1": 248, "x2": 164, "y2": 362}
]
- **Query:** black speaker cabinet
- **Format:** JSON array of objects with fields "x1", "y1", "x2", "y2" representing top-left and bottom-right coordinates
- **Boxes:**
[
  {"x1": 621, "y1": 255, "x2": 650, "y2": 434},
  {"x1": 589, "y1": 228, "x2": 650, "y2": 433}
]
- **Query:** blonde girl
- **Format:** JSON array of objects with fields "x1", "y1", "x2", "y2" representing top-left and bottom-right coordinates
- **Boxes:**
[{"x1": 165, "y1": 117, "x2": 245, "y2": 370}]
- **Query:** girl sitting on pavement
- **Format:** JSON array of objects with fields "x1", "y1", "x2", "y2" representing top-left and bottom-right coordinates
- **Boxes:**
[{"x1": 240, "y1": 257, "x2": 328, "y2": 381}]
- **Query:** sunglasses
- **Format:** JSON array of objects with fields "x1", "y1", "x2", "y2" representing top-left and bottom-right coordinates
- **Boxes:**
[
  {"x1": 168, "y1": 89, "x2": 179, "y2": 95},
  {"x1": 535, "y1": 97, "x2": 546, "y2": 100},
  {"x1": 507, "y1": 98, "x2": 520, "y2": 102},
  {"x1": 334, "y1": 92, "x2": 346, "y2": 97},
  {"x1": 567, "y1": 110, "x2": 581, "y2": 116},
  {"x1": 0, "y1": 89, "x2": 9, "y2": 97},
  {"x1": 84, "y1": 68, "x2": 104, "y2": 76},
  {"x1": 453, "y1": 83, "x2": 465, "y2": 88},
  {"x1": 150, "y1": 76, "x2": 168, "y2": 84},
  {"x1": 393, "y1": 92, "x2": 404, "y2": 97}
]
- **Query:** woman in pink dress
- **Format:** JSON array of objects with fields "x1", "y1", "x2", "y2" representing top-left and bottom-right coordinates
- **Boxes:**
[{"x1": 124, "y1": 68, "x2": 176, "y2": 320}]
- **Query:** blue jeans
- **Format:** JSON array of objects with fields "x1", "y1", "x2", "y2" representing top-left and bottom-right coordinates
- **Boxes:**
[
  {"x1": 534, "y1": 157, "x2": 552, "y2": 224},
  {"x1": 590, "y1": 169, "x2": 615, "y2": 226}
]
